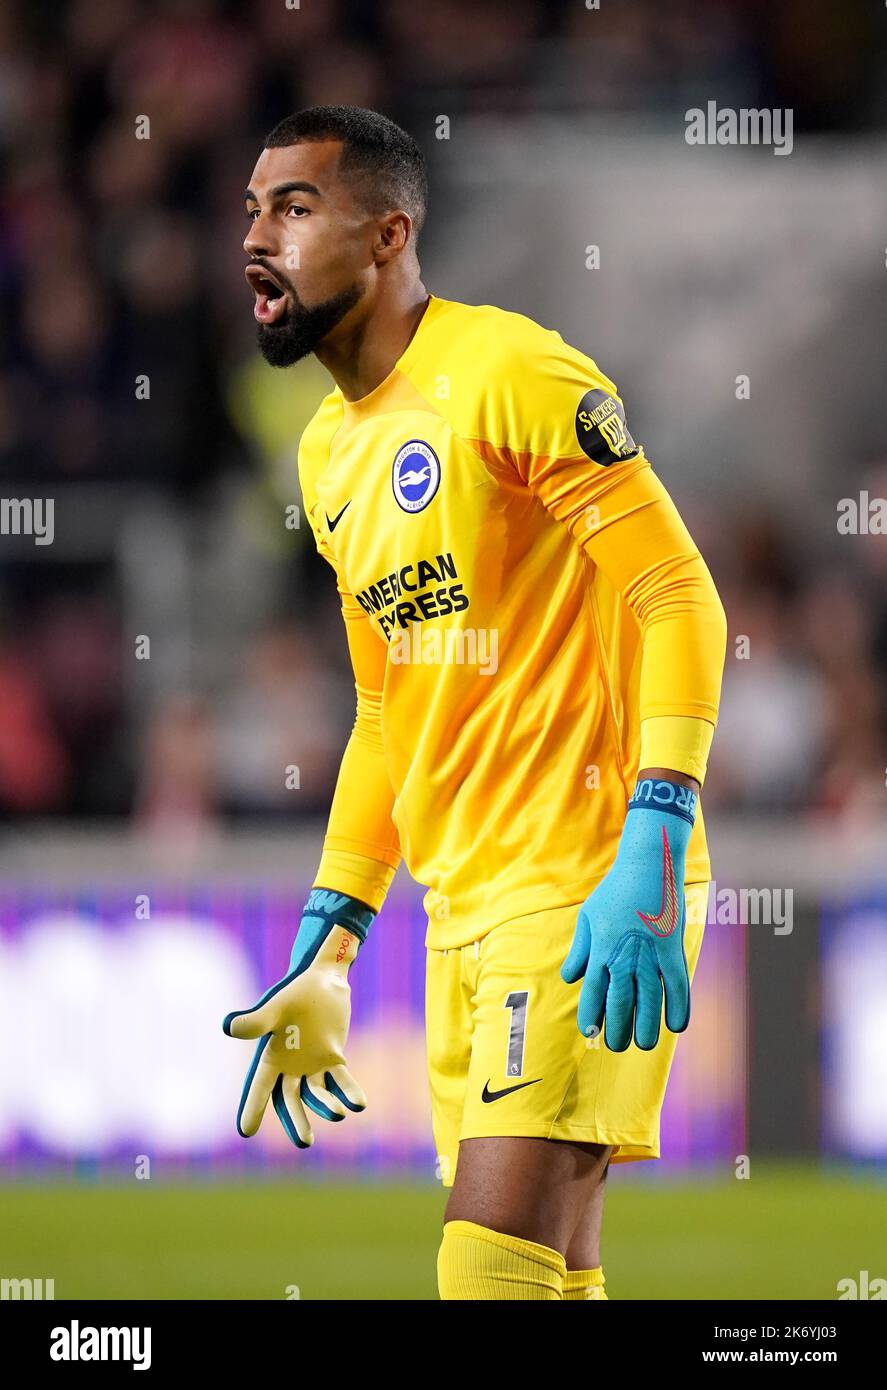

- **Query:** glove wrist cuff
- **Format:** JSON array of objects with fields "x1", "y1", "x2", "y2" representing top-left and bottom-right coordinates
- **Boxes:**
[
  {"x1": 627, "y1": 776, "x2": 698, "y2": 828},
  {"x1": 288, "y1": 889, "x2": 377, "y2": 975},
  {"x1": 307, "y1": 887, "x2": 376, "y2": 945}
]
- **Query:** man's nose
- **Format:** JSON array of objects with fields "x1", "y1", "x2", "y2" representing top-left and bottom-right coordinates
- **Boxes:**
[{"x1": 243, "y1": 218, "x2": 274, "y2": 259}]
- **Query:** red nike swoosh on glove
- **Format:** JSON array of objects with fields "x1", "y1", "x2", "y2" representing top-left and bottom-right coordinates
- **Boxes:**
[{"x1": 637, "y1": 825, "x2": 680, "y2": 937}]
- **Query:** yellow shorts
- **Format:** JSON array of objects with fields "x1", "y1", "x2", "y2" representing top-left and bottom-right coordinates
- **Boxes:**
[{"x1": 426, "y1": 883, "x2": 709, "y2": 1186}]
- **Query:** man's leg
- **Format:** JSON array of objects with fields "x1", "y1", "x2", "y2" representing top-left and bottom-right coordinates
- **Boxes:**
[
  {"x1": 564, "y1": 1157, "x2": 609, "y2": 1266},
  {"x1": 445, "y1": 1136, "x2": 612, "y2": 1250},
  {"x1": 563, "y1": 1157, "x2": 610, "y2": 1299},
  {"x1": 437, "y1": 1136, "x2": 612, "y2": 1300}
]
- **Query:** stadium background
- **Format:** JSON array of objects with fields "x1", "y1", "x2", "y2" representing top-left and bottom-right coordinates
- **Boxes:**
[{"x1": 1, "y1": 0, "x2": 885, "y2": 1299}]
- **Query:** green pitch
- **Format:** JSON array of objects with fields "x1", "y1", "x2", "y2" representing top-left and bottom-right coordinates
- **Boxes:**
[{"x1": 1, "y1": 1163, "x2": 883, "y2": 1300}]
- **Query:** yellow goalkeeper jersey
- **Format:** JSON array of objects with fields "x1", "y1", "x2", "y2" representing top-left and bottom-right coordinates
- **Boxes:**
[{"x1": 298, "y1": 294, "x2": 726, "y2": 949}]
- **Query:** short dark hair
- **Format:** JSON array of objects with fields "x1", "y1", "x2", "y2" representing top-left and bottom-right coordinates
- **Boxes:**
[{"x1": 265, "y1": 105, "x2": 428, "y2": 241}]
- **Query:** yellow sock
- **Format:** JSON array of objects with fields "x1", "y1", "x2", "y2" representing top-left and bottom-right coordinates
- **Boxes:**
[
  {"x1": 438, "y1": 1219, "x2": 566, "y2": 1300},
  {"x1": 563, "y1": 1266, "x2": 608, "y2": 1300}
]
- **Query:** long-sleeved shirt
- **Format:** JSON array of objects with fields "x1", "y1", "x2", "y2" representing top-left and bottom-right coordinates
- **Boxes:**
[{"x1": 298, "y1": 294, "x2": 727, "y2": 949}]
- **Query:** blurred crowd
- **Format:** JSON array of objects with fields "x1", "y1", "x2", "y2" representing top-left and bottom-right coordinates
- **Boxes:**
[
  {"x1": 689, "y1": 468, "x2": 887, "y2": 826},
  {"x1": 0, "y1": 0, "x2": 884, "y2": 828}
]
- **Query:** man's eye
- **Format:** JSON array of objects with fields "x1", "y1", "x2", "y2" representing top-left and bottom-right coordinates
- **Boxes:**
[
  {"x1": 246, "y1": 208, "x2": 260, "y2": 221},
  {"x1": 287, "y1": 205, "x2": 308, "y2": 217}
]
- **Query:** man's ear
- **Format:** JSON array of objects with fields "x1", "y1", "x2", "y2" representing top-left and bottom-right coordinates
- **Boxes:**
[{"x1": 374, "y1": 210, "x2": 412, "y2": 264}]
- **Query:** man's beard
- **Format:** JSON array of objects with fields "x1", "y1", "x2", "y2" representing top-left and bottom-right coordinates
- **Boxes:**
[{"x1": 256, "y1": 280, "x2": 365, "y2": 368}]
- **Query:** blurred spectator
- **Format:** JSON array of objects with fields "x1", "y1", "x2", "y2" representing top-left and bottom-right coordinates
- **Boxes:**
[
  {"x1": 135, "y1": 693, "x2": 218, "y2": 861},
  {"x1": 0, "y1": 643, "x2": 69, "y2": 812},
  {"x1": 215, "y1": 624, "x2": 350, "y2": 818},
  {"x1": 706, "y1": 584, "x2": 828, "y2": 811}
]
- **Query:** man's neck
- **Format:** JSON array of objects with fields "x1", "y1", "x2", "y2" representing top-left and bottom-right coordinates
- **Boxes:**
[{"x1": 316, "y1": 282, "x2": 430, "y2": 402}]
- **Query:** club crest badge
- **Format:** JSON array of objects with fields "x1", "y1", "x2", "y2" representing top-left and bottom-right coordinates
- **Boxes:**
[{"x1": 392, "y1": 440, "x2": 441, "y2": 513}]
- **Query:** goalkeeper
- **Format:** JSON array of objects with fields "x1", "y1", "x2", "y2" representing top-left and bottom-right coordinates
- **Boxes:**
[{"x1": 225, "y1": 104, "x2": 727, "y2": 1302}]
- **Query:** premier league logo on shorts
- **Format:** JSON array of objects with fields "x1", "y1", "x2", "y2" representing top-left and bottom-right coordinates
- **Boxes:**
[{"x1": 392, "y1": 440, "x2": 441, "y2": 513}]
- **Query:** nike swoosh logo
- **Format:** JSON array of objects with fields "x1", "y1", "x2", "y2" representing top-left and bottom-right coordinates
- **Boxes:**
[
  {"x1": 481, "y1": 1078, "x2": 542, "y2": 1104},
  {"x1": 637, "y1": 824, "x2": 680, "y2": 937},
  {"x1": 325, "y1": 502, "x2": 351, "y2": 532}
]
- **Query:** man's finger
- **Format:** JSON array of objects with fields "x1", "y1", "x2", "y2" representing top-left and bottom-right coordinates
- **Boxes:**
[
  {"x1": 302, "y1": 1073, "x2": 348, "y2": 1122},
  {"x1": 661, "y1": 949, "x2": 691, "y2": 1033},
  {"x1": 602, "y1": 954, "x2": 636, "y2": 1052},
  {"x1": 274, "y1": 1074, "x2": 314, "y2": 1149},
  {"x1": 236, "y1": 1037, "x2": 276, "y2": 1137},
  {"x1": 223, "y1": 969, "x2": 300, "y2": 1040},
  {"x1": 325, "y1": 1064, "x2": 367, "y2": 1113},
  {"x1": 576, "y1": 960, "x2": 610, "y2": 1040},
  {"x1": 633, "y1": 953, "x2": 664, "y2": 1050},
  {"x1": 561, "y1": 912, "x2": 591, "y2": 984}
]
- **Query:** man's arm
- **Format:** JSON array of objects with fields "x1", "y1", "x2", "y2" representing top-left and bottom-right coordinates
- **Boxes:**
[
  {"x1": 312, "y1": 576, "x2": 401, "y2": 912},
  {"x1": 479, "y1": 336, "x2": 726, "y2": 786},
  {"x1": 296, "y1": 396, "x2": 401, "y2": 910},
  {"x1": 566, "y1": 459, "x2": 725, "y2": 787},
  {"x1": 551, "y1": 450, "x2": 725, "y2": 1049},
  {"x1": 479, "y1": 341, "x2": 726, "y2": 1047},
  {"x1": 221, "y1": 466, "x2": 400, "y2": 1150}
]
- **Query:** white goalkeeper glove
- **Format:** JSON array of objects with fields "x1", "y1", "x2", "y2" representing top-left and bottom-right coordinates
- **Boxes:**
[{"x1": 223, "y1": 889, "x2": 375, "y2": 1149}]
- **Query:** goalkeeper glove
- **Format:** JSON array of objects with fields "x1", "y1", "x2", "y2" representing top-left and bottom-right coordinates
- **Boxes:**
[
  {"x1": 223, "y1": 888, "x2": 375, "y2": 1149},
  {"x1": 561, "y1": 776, "x2": 697, "y2": 1052}
]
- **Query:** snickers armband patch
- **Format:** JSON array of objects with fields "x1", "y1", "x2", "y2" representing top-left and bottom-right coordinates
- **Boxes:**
[{"x1": 575, "y1": 387, "x2": 640, "y2": 465}]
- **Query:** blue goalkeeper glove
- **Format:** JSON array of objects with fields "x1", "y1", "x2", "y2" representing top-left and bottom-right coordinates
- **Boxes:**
[
  {"x1": 561, "y1": 777, "x2": 698, "y2": 1052},
  {"x1": 223, "y1": 888, "x2": 375, "y2": 1149}
]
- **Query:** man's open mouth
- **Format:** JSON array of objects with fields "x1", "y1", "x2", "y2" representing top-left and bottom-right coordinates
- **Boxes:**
[{"x1": 246, "y1": 265, "x2": 289, "y2": 325}]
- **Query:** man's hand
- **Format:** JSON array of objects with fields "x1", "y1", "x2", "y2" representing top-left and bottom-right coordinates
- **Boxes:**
[
  {"x1": 561, "y1": 774, "x2": 698, "y2": 1052},
  {"x1": 223, "y1": 889, "x2": 375, "y2": 1148}
]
